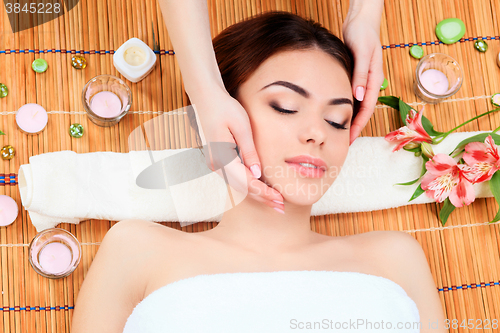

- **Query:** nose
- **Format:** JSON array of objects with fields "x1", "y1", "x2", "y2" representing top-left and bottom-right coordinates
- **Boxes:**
[{"x1": 298, "y1": 117, "x2": 327, "y2": 146}]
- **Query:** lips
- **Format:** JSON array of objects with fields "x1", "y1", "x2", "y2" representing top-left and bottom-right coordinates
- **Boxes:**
[{"x1": 284, "y1": 155, "x2": 327, "y2": 171}]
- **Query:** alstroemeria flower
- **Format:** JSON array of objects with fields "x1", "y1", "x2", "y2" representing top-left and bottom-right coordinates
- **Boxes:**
[
  {"x1": 385, "y1": 107, "x2": 433, "y2": 152},
  {"x1": 421, "y1": 154, "x2": 475, "y2": 207},
  {"x1": 460, "y1": 135, "x2": 500, "y2": 184}
]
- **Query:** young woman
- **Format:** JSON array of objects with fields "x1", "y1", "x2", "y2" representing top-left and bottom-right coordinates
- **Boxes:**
[{"x1": 71, "y1": 12, "x2": 446, "y2": 333}]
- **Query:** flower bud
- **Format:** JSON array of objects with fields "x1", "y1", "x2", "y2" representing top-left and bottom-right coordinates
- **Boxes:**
[
  {"x1": 404, "y1": 142, "x2": 421, "y2": 150},
  {"x1": 421, "y1": 141, "x2": 435, "y2": 158}
]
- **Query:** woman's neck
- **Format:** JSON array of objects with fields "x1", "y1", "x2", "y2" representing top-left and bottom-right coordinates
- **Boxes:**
[{"x1": 203, "y1": 196, "x2": 320, "y2": 255}]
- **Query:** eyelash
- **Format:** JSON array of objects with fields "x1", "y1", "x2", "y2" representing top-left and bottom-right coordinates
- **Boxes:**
[{"x1": 270, "y1": 105, "x2": 348, "y2": 130}]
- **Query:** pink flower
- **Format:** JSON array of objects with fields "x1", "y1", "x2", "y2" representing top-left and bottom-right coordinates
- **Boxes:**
[
  {"x1": 385, "y1": 107, "x2": 433, "y2": 152},
  {"x1": 461, "y1": 135, "x2": 500, "y2": 184},
  {"x1": 421, "y1": 154, "x2": 475, "y2": 208}
]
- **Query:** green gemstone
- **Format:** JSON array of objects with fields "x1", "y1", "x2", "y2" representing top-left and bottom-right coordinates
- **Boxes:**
[
  {"x1": 380, "y1": 78, "x2": 388, "y2": 91},
  {"x1": 409, "y1": 45, "x2": 424, "y2": 59},
  {"x1": 0, "y1": 83, "x2": 8, "y2": 98},
  {"x1": 32, "y1": 58, "x2": 48, "y2": 73},
  {"x1": 71, "y1": 55, "x2": 87, "y2": 69},
  {"x1": 474, "y1": 40, "x2": 488, "y2": 52},
  {"x1": 491, "y1": 93, "x2": 500, "y2": 107},
  {"x1": 69, "y1": 123, "x2": 84, "y2": 138},
  {"x1": 435, "y1": 18, "x2": 466, "y2": 44},
  {"x1": 1, "y1": 145, "x2": 15, "y2": 160}
]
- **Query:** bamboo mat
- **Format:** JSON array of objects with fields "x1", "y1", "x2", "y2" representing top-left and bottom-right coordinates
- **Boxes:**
[{"x1": 1, "y1": 0, "x2": 500, "y2": 332}]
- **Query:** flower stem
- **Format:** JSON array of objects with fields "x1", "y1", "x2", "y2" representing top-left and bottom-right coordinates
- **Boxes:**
[
  {"x1": 432, "y1": 107, "x2": 500, "y2": 144},
  {"x1": 493, "y1": 125, "x2": 500, "y2": 134}
]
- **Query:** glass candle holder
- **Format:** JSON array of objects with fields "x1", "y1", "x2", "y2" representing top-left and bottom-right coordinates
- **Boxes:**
[
  {"x1": 414, "y1": 53, "x2": 463, "y2": 104},
  {"x1": 28, "y1": 228, "x2": 81, "y2": 279},
  {"x1": 82, "y1": 74, "x2": 132, "y2": 127}
]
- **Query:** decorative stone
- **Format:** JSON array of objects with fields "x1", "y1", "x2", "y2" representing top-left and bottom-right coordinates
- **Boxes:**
[
  {"x1": 409, "y1": 45, "x2": 424, "y2": 59},
  {"x1": 32, "y1": 58, "x2": 48, "y2": 73},
  {"x1": 0, "y1": 83, "x2": 8, "y2": 98},
  {"x1": 380, "y1": 78, "x2": 388, "y2": 91},
  {"x1": 69, "y1": 123, "x2": 84, "y2": 138},
  {"x1": 1, "y1": 145, "x2": 15, "y2": 160},
  {"x1": 71, "y1": 55, "x2": 87, "y2": 69},
  {"x1": 435, "y1": 18, "x2": 466, "y2": 44},
  {"x1": 474, "y1": 40, "x2": 488, "y2": 52},
  {"x1": 491, "y1": 93, "x2": 500, "y2": 107}
]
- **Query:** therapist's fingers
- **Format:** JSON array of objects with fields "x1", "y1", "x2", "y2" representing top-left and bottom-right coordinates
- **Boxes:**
[
  {"x1": 228, "y1": 111, "x2": 262, "y2": 180},
  {"x1": 212, "y1": 151, "x2": 285, "y2": 211},
  {"x1": 349, "y1": 47, "x2": 384, "y2": 145}
]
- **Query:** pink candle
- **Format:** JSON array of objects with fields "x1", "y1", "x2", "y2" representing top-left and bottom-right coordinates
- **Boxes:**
[
  {"x1": 419, "y1": 69, "x2": 449, "y2": 95},
  {"x1": 0, "y1": 195, "x2": 18, "y2": 227},
  {"x1": 38, "y1": 242, "x2": 73, "y2": 274},
  {"x1": 90, "y1": 91, "x2": 122, "y2": 118},
  {"x1": 16, "y1": 103, "x2": 48, "y2": 134}
]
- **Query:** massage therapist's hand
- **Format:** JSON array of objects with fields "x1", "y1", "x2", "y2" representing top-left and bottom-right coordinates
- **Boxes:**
[
  {"x1": 158, "y1": 0, "x2": 284, "y2": 210},
  {"x1": 192, "y1": 87, "x2": 285, "y2": 210},
  {"x1": 342, "y1": 0, "x2": 385, "y2": 145}
]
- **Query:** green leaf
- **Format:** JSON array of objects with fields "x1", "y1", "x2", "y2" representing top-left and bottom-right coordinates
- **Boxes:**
[
  {"x1": 489, "y1": 171, "x2": 500, "y2": 223},
  {"x1": 421, "y1": 116, "x2": 444, "y2": 136},
  {"x1": 377, "y1": 96, "x2": 400, "y2": 109},
  {"x1": 396, "y1": 155, "x2": 429, "y2": 186},
  {"x1": 439, "y1": 198, "x2": 456, "y2": 226},
  {"x1": 0, "y1": 130, "x2": 4, "y2": 135},
  {"x1": 450, "y1": 133, "x2": 500, "y2": 155},
  {"x1": 398, "y1": 98, "x2": 412, "y2": 125},
  {"x1": 402, "y1": 146, "x2": 421, "y2": 153},
  {"x1": 409, "y1": 184, "x2": 425, "y2": 201}
]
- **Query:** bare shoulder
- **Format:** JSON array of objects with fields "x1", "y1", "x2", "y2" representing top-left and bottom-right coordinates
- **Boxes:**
[
  {"x1": 72, "y1": 219, "x2": 180, "y2": 333},
  {"x1": 359, "y1": 230, "x2": 447, "y2": 333}
]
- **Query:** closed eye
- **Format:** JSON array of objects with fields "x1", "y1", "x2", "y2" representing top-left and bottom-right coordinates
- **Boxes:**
[{"x1": 270, "y1": 104, "x2": 348, "y2": 130}]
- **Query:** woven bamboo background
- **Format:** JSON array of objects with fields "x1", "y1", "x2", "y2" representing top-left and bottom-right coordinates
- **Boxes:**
[{"x1": 1, "y1": 0, "x2": 500, "y2": 332}]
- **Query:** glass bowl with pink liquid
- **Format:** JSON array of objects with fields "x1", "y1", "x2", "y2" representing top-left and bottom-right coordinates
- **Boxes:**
[
  {"x1": 28, "y1": 228, "x2": 81, "y2": 279},
  {"x1": 82, "y1": 74, "x2": 132, "y2": 127},
  {"x1": 414, "y1": 53, "x2": 463, "y2": 104}
]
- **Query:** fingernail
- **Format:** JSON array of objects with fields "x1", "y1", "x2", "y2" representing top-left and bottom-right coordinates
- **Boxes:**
[
  {"x1": 272, "y1": 200, "x2": 284, "y2": 205},
  {"x1": 273, "y1": 207, "x2": 285, "y2": 214},
  {"x1": 355, "y1": 86, "x2": 364, "y2": 101},
  {"x1": 250, "y1": 164, "x2": 261, "y2": 179}
]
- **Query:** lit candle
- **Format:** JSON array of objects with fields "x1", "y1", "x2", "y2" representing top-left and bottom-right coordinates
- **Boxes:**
[
  {"x1": 113, "y1": 37, "x2": 157, "y2": 83},
  {"x1": 0, "y1": 195, "x2": 18, "y2": 227},
  {"x1": 38, "y1": 242, "x2": 73, "y2": 274},
  {"x1": 16, "y1": 103, "x2": 48, "y2": 134},
  {"x1": 90, "y1": 91, "x2": 122, "y2": 118},
  {"x1": 419, "y1": 69, "x2": 449, "y2": 95}
]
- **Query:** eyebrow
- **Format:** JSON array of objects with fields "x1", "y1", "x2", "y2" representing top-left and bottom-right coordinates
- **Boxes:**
[{"x1": 260, "y1": 80, "x2": 353, "y2": 106}]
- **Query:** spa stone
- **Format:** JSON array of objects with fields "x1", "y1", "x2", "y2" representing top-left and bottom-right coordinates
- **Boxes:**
[
  {"x1": 32, "y1": 58, "x2": 48, "y2": 73},
  {"x1": 69, "y1": 123, "x2": 84, "y2": 138},
  {"x1": 0, "y1": 83, "x2": 8, "y2": 98},
  {"x1": 71, "y1": 56, "x2": 87, "y2": 69},
  {"x1": 474, "y1": 40, "x2": 488, "y2": 52},
  {"x1": 435, "y1": 18, "x2": 465, "y2": 44},
  {"x1": 380, "y1": 78, "x2": 388, "y2": 91},
  {"x1": 1, "y1": 145, "x2": 15, "y2": 160},
  {"x1": 409, "y1": 45, "x2": 424, "y2": 59}
]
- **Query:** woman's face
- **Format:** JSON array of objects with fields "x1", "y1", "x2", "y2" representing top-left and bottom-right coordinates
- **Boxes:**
[{"x1": 236, "y1": 48, "x2": 353, "y2": 205}]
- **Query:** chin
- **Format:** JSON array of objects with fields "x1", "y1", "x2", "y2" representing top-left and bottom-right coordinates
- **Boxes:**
[{"x1": 267, "y1": 177, "x2": 332, "y2": 205}]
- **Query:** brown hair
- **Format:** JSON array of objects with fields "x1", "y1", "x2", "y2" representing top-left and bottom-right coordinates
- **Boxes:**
[
  {"x1": 189, "y1": 11, "x2": 358, "y2": 154},
  {"x1": 213, "y1": 11, "x2": 358, "y2": 116}
]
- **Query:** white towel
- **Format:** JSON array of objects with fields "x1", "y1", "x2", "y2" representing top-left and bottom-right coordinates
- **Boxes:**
[
  {"x1": 18, "y1": 131, "x2": 494, "y2": 232},
  {"x1": 122, "y1": 270, "x2": 421, "y2": 333}
]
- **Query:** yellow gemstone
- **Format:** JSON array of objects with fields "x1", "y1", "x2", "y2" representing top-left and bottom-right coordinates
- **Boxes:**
[
  {"x1": 71, "y1": 55, "x2": 87, "y2": 69},
  {"x1": 1, "y1": 145, "x2": 15, "y2": 160}
]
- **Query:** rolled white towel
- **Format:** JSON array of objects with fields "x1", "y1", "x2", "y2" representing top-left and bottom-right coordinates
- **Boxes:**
[{"x1": 18, "y1": 131, "x2": 494, "y2": 232}]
